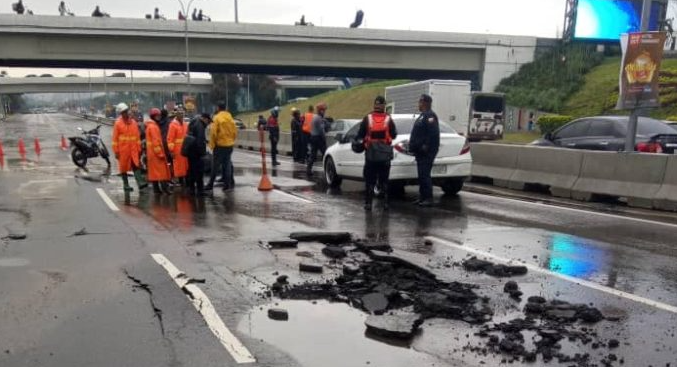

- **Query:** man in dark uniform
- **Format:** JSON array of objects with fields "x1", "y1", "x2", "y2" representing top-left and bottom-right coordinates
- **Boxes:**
[
  {"x1": 408, "y1": 94, "x2": 440, "y2": 207},
  {"x1": 356, "y1": 96, "x2": 397, "y2": 211},
  {"x1": 267, "y1": 107, "x2": 281, "y2": 166},
  {"x1": 290, "y1": 108, "x2": 304, "y2": 163}
]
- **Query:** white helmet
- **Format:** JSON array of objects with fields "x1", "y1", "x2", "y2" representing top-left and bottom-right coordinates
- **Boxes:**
[{"x1": 115, "y1": 102, "x2": 129, "y2": 113}]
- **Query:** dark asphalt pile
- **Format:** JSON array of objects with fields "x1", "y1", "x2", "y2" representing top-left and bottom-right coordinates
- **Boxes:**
[{"x1": 268, "y1": 233, "x2": 620, "y2": 366}]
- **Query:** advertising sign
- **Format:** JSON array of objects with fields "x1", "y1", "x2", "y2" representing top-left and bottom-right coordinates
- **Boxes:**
[
  {"x1": 183, "y1": 95, "x2": 197, "y2": 113},
  {"x1": 617, "y1": 32, "x2": 667, "y2": 109},
  {"x1": 574, "y1": 0, "x2": 662, "y2": 41}
]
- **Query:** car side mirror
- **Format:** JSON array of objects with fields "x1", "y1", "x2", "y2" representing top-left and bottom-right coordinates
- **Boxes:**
[{"x1": 335, "y1": 133, "x2": 344, "y2": 143}]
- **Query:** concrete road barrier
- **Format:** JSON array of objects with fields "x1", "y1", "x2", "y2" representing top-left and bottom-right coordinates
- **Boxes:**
[
  {"x1": 654, "y1": 155, "x2": 677, "y2": 211},
  {"x1": 470, "y1": 143, "x2": 520, "y2": 187},
  {"x1": 571, "y1": 152, "x2": 669, "y2": 209},
  {"x1": 508, "y1": 146, "x2": 584, "y2": 198}
]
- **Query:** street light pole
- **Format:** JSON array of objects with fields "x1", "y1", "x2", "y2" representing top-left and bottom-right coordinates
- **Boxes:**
[
  {"x1": 234, "y1": 0, "x2": 239, "y2": 23},
  {"x1": 178, "y1": 0, "x2": 196, "y2": 98}
]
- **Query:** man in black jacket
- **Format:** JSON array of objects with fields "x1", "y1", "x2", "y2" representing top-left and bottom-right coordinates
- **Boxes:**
[
  {"x1": 185, "y1": 113, "x2": 210, "y2": 196},
  {"x1": 408, "y1": 94, "x2": 440, "y2": 207}
]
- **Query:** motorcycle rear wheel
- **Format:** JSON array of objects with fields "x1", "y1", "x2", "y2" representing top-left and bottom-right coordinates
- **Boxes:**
[{"x1": 71, "y1": 147, "x2": 88, "y2": 169}]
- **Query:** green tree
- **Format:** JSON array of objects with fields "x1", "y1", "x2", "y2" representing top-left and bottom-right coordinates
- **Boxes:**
[{"x1": 210, "y1": 73, "x2": 242, "y2": 114}]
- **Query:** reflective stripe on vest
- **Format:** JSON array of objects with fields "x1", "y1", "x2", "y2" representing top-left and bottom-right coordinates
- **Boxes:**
[{"x1": 365, "y1": 113, "x2": 392, "y2": 148}]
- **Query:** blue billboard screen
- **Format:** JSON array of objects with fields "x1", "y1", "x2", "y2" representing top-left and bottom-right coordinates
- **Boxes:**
[{"x1": 574, "y1": 0, "x2": 662, "y2": 41}]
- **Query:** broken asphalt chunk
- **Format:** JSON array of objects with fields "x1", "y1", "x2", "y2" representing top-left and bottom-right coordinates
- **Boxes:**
[
  {"x1": 296, "y1": 251, "x2": 314, "y2": 258},
  {"x1": 267, "y1": 308, "x2": 289, "y2": 321},
  {"x1": 365, "y1": 314, "x2": 423, "y2": 340},
  {"x1": 462, "y1": 257, "x2": 493, "y2": 272},
  {"x1": 361, "y1": 293, "x2": 389, "y2": 314},
  {"x1": 289, "y1": 232, "x2": 352, "y2": 245},
  {"x1": 276, "y1": 275, "x2": 289, "y2": 284},
  {"x1": 322, "y1": 246, "x2": 347, "y2": 259},
  {"x1": 268, "y1": 239, "x2": 299, "y2": 249},
  {"x1": 299, "y1": 262, "x2": 323, "y2": 273}
]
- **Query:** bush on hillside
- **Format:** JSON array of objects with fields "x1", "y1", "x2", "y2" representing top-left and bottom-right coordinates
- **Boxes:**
[
  {"x1": 537, "y1": 114, "x2": 573, "y2": 134},
  {"x1": 496, "y1": 44, "x2": 604, "y2": 113},
  {"x1": 666, "y1": 115, "x2": 677, "y2": 122}
]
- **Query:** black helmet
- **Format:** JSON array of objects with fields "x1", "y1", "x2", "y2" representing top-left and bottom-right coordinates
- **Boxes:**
[{"x1": 351, "y1": 139, "x2": 365, "y2": 154}]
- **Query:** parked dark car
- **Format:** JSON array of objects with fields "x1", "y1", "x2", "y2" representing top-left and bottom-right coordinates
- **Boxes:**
[
  {"x1": 667, "y1": 121, "x2": 677, "y2": 132},
  {"x1": 531, "y1": 116, "x2": 677, "y2": 154}
]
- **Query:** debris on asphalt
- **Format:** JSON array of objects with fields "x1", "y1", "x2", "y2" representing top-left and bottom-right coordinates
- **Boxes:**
[
  {"x1": 608, "y1": 339, "x2": 620, "y2": 349},
  {"x1": 462, "y1": 256, "x2": 528, "y2": 277},
  {"x1": 268, "y1": 239, "x2": 299, "y2": 249},
  {"x1": 503, "y1": 281, "x2": 523, "y2": 300},
  {"x1": 299, "y1": 262, "x2": 323, "y2": 273},
  {"x1": 296, "y1": 251, "x2": 314, "y2": 258},
  {"x1": 361, "y1": 293, "x2": 389, "y2": 314},
  {"x1": 70, "y1": 227, "x2": 88, "y2": 237},
  {"x1": 276, "y1": 275, "x2": 289, "y2": 284},
  {"x1": 321, "y1": 246, "x2": 347, "y2": 259},
  {"x1": 365, "y1": 314, "x2": 423, "y2": 340},
  {"x1": 289, "y1": 232, "x2": 352, "y2": 245},
  {"x1": 267, "y1": 308, "x2": 289, "y2": 321}
]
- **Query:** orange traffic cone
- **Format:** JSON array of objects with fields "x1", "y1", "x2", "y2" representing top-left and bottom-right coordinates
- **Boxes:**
[
  {"x1": 0, "y1": 140, "x2": 4, "y2": 157},
  {"x1": 34, "y1": 137, "x2": 42, "y2": 156},
  {"x1": 18, "y1": 138, "x2": 27, "y2": 156},
  {"x1": 61, "y1": 135, "x2": 68, "y2": 151},
  {"x1": 257, "y1": 128, "x2": 274, "y2": 192}
]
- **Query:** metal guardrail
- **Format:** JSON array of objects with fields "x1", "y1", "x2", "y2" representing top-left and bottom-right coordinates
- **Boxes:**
[{"x1": 470, "y1": 143, "x2": 677, "y2": 212}]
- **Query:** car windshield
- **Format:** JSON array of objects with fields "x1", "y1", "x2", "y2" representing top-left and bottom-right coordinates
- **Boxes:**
[{"x1": 392, "y1": 116, "x2": 456, "y2": 134}]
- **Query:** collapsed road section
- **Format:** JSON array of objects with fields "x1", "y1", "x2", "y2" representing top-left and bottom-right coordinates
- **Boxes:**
[{"x1": 266, "y1": 232, "x2": 625, "y2": 366}]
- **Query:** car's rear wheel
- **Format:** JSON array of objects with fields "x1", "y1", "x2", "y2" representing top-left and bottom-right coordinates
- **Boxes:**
[
  {"x1": 441, "y1": 178, "x2": 465, "y2": 196},
  {"x1": 324, "y1": 157, "x2": 342, "y2": 188}
]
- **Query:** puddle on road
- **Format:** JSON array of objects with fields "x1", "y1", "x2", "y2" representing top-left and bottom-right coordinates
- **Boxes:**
[{"x1": 238, "y1": 300, "x2": 447, "y2": 367}]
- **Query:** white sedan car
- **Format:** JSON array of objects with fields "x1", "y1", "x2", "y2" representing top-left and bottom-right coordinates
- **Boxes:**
[{"x1": 323, "y1": 114, "x2": 472, "y2": 195}]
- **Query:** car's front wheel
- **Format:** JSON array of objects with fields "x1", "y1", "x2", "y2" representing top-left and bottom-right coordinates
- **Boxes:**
[
  {"x1": 441, "y1": 178, "x2": 465, "y2": 196},
  {"x1": 324, "y1": 157, "x2": 342, "y2": 188}
]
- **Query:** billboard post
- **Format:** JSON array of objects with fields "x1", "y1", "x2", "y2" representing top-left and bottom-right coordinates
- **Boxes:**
[{"x1": 623, "y1": 0, "x2": 664, "y2": 152}]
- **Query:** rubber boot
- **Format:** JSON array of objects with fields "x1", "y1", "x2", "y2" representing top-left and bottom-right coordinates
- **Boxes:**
[
  {"x1": 152, "y1": 182, "x2": 162, "y2": 194},
  {"x1": 364, "y1": 186, "x2": 373, "y2": 211},
  {"x1": 133, "y1": 169, "x2": 148, "y2": 190},
  {"x1": 382, "y1": 188, "x2": 389, "y2": 211},
  {"x1": 121, "y1": 174, "x2": 133, "y2": 192}
]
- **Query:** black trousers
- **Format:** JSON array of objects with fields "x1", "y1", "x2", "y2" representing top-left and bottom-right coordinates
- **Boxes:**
[
  {"x1": 306, "y1": 135, "x2": 326, "y2": 173},
  {"x1": 187, "y1": 156, "x2": 204, "y2": 194},
  {"x1": 416, "y1": 155, "x2": 435, "y2": 201},
  {"x1": 364, "y1": 160, "x2": 391, "y2": 202},
  {"x1": 292, "y1": 132, "x2": 304, "y2": 162},
  {"x1": 269, "y1": 128, "x2": 280, "y2": 163}
]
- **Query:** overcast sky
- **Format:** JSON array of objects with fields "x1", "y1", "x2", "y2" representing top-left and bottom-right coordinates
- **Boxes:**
[{"x1": 2, "y1": 0, "x2": 676, "y2": 77}]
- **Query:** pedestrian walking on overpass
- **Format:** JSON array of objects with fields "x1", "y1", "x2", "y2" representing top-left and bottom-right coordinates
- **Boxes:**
[
  {"x1": 112, "y1": 103, "x2": 147, "y2": 192},
  {"x1": 306, "y1": 102, "x2": 329, "y2": 176},
  {"x1": 409, "y1": 94, "x2": 440, "y2": 207},
  {"x1": 58, "y1": 1, "x2": 73, "y2": 16},
  {"x1": 146, "y1": 108, "x2": 172, "y2": 194},
  {"x1": 290, "y1": 107, "x2": 304, "y2": 163},
  {"x1": 356, "y1": 96, "x2": 397, "y2": 211},
  {"x1": 267, "y1": 106, "x2": 281, "y2": 166},
  {"x1": 191, "y1": 8, "x2": 198, "y2": 20},
  {"x1": 12, "y1": 0, "x2": 25, "y2": 14},
  {"x1": 167, "y1": 108, "x2": 189, "y2": 186},
  {"x1": 153, "y1": 7, "x2": 165, "y2": 20},
  {"x1": 206, "y1": 101, "x2": 238, "y2": 192},
  {"x1": 184, "y1": 113, "x2": 210, "y2": 196}
]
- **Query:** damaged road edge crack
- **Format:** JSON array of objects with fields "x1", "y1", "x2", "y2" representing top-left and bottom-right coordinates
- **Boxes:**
[{"x1": 123, "y1": 269, "x2": 166, "y2": 337}]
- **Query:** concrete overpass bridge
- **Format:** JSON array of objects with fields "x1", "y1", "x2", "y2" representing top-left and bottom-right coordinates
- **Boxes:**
[
  {"x1": 0, "y1": 15, "x2": 550, "y2": 92},
  {"x1": 0, "y1": 76, "x2": 213, "y2": 94}
]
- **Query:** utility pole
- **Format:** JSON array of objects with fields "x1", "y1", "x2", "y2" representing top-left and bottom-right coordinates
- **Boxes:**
[
  {"x1": 624, "y1": 0, "x2": 652, "y2": 152},
  {"x1": 234, "y1": 0, "x2": 239, "y2": 23},
  {"x1": 178, "y1": 0, "x2": 196, "y2": 94}
]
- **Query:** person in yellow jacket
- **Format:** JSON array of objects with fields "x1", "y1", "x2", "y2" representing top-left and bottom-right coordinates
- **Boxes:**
[
  {"x1": 146, "y1": 108, "x2": 172, "y2": 194},
  {"x1": 167, "y1": 108, "x2": 189, "y2": 185},
  {"x1": 206, "y1": 101, "x2": 238, "y2": 191}
]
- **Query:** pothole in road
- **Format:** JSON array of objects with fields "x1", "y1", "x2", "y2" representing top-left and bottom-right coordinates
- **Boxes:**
[{"x1": 237, "y1": 300, "x2": 446, "y2": 367}]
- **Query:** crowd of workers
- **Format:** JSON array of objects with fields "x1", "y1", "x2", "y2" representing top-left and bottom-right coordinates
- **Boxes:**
[
  {"x1": 110, "y1": 93, "x2": 441, "y2": 210},
  {"x1": 12, "y1": 0, "x2": 211, "y2": 20}
]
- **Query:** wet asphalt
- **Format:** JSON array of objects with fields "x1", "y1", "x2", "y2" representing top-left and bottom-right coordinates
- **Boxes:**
[{"x1": 0, "y1": 113, "x2": 676, "y2": 367}]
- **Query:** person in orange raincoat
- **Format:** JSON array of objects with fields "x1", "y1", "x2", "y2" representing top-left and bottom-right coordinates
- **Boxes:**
[
  {"x1": 167, "y1": 108, "x2": 189, "y2": 185},
  {"x1": 146, "y1": 108, "x2": 172, "y2": 194},
  {"x1": 112, "y1": 102, "x2": 147, "y2": 192}
]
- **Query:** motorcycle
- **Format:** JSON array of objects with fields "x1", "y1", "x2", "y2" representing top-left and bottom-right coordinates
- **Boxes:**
[{"x1": 68, "y1": 125, "x2": 111, "y2": 171}]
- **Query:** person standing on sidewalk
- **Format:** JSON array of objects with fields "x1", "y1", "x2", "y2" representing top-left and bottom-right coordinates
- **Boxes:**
[
  {"x1": 356, "y1": 96, "x2": 397, "y2": 211},
  {"x1": 290, "y1": 107, "x2": 304, "y2": 163},
  {"x1": 267, "y1": 106, "x2": 281, "y2": 166},
  {"x1": 306, "y1": 102, "x2": 329, "y2": 176},
  {"x1": 184, "y1": 113, "x2": 210, "y2": 196},
  {"x1": 206, "y1": 101, "x2": 238, "y2": 192},
  {"x1": 112, "y1": 103, "x2": 146, "y2": 192},
  {"x1": 409, "y1": 94, "x2": 440, "y2": 207}
]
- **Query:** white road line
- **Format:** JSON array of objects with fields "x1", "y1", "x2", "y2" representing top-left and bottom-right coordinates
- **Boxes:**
[
  {"x1": 463, "y1": 191, "x2": 677, "y2": 230},
  {"x1": 426, "y1": 235, "x2": 677, "y2": 315},
  {"x1": 150, "y1": 254, "x2": 256, "y2": 364},
  {"x1": 96, "y1": 188, "x2": 119, "y2": 212},
  {"x1": 273, "y1": 189, "x2": 314, "y2": 204}
]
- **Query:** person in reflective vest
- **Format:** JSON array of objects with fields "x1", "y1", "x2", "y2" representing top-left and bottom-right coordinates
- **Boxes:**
[
  {"x1": 356, "y1": 96, "x2": 397, "y2": 211},
  {"x1": 112, "y1": 102, "x2": 146, "y2": 192},
  {"x1": 302, "y1": 104, "x2": 314, "y2": 162},
  {"x1": 167, "y1": 109, "x2": 189, "y2": 185},
  {"x1": 146, "y1": 108, "x2": 172, "y2": 194}
]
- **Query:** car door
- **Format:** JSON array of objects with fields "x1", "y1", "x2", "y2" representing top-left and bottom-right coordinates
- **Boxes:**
[
  {"x1": 332, "y1": 124, "x2": 363, "y2": 178},
  {"x1": 552, "y1": 119, "x2": 591, "y2": 149},
  {"x1": 577, "y1": 119, "x2": 617, "y2": 151}
]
